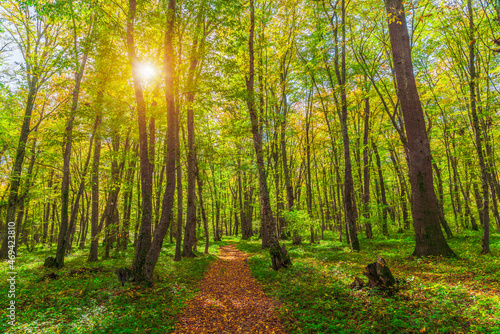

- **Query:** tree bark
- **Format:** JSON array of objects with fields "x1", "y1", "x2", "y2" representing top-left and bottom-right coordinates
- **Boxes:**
[
  {"x1": 183, "y1": 8, "x2": 204, "y2": 257},
  {"x1": 0, "y1": 83, "x2": 37, "y2": 259},
  {"x1": 128, "y1": 0, "x2": 155, "y2": 279},
  {"x1": 55, "y1": 43, "x2": 90, "y2": 268},
  {"x1": 467, "y1": 0, "x2": 489, "y2": 254},
  {"x1": 373, "y1": 143, "x2": 389, "y2": 236},
  {"x1": 362, "y1": 98, "x2": 373, "y2": 239},
  {"x1": 336, "y1": 0, "x2": 359, "y2": 251},
  {"x1": 247, "y1": 0, "x2": 290, "y2": 270},
  {"x1": 143, "y1": 0, "x2": 177, "y2": 281},
  {"x1": 384, "y1": 0, "x2": 455, "y2": 257},
  {"x1": 88, "y1": 123, "x2": 101, "y2": 262}
]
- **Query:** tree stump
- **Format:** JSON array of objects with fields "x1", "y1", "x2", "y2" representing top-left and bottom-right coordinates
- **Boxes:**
[
  {"x1": 363, "y1": 256, "x2": 395, "y2": 290},
  {"x1": 270, "y1": 243, "x2": 292, "y2": 270}
]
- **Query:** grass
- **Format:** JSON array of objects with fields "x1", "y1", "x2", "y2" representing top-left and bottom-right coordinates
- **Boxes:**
[
  {"x1": 0, "y1": 238, "x2": 230, "y2": 333},
  {"x1": 2, "y1": 232, "x2": 500, "y2": 333},
  {"x1": 237, "y1": 230, "x2": 500, "y2": 334}
]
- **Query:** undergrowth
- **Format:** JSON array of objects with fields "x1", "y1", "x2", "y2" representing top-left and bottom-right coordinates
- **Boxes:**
[
  {"x1": 238, "y1": 230, "x2": 500, "y2": 333},
  {"x1": 0, "y1": 239, "x2": 228, "y2": 333}
]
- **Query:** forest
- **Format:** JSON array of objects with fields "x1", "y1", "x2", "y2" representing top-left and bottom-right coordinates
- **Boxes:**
[{"x1": 1, "y1": 0, "x2": 500, "y2": 332}]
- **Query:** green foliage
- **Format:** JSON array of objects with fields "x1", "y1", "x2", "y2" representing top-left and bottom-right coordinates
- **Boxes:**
[{"x1": 282, "y1": 209, "x2": 320, "y2": 236}]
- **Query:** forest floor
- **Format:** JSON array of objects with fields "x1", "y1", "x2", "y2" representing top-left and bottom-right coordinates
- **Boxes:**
[
  {"x1": 173, "y1": 244, "x2": 285, "y2": 333},
  {"x1": 0, "y1": 240, "x2": 225, "y2": 333},
  {"x1": 239, "y1": 230, "x2": 500, "y2": 333},
  {"x1": 1, "y1": 231, "x2": 500, "y2": 333}
]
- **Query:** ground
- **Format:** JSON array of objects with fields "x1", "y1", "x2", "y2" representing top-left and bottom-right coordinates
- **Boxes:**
[
  {"x1": 1, "y1": 231, "x2": 500, "y2": 333},
  {"x1": 174, "y1": 244, "x2": 285, "y2": 333}
]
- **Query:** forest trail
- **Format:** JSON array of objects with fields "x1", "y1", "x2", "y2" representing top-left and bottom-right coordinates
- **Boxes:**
[{"x1": 173, "y1": 244, "x2": 287, "y2": 333}]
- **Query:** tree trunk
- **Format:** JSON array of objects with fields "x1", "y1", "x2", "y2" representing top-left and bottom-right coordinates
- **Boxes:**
[
  {"x1": 143, "y1": 0, "x2": 177, "y2": 281},
  {"x1": 384, "y1": 0, "x2": 455, "y2": 257},
  {"x1": 467, "y1": 0, "x2": 489, "y2": 254},
  {"x1": 0, "y1": 82, "x2": 37, "y2": 259},
  {"x1": 336, "y1": 0, "x2": 359, "y2": 251},
  {"x1": 88, "y1": 125, "x2": 101, "y2": 262},
  {"x1": 55, "y1": 39, "x2": 90, "y2": 268},
  {"x1": 246, "y1": 0, "x2": 290, "y2": 270},
  {"x1": 373, "y1": 143, "x2": 389, "y2": 236},
  {"x1": 128, "y1": 0, "x2": 155, "y2": 279},
  {"x1": 183, "y1": 10, "x2": 203, "y2": 257},
  {"x1": 362, "y1": 98, "x2": 373, "y2": 239},
  {"x1": 196, "y1": 158, "x2": 209, "y2": 254}
]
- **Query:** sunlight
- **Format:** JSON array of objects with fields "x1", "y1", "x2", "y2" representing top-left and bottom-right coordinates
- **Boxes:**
[{"x1": 137, "y1": 63, "x2": 157, "y2": 81}]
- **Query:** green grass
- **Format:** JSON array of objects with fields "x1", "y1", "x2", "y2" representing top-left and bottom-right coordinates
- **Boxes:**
[
  {"x1": 238, "y1": 231, "x2": 500, "y2": 334},
  {"x1": 0, "y1": 238, "x2": 230, "y2": 333},
  {"x1": 3, "y1": 232, "x2": 500, "y2": 333}
]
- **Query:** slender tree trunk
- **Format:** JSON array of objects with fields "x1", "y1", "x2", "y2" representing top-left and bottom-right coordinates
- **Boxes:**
[
  {"x1": 432, "y1": 163, "x2": 453, "y2": 238},
  {"x1": 336, "y1": 0, "x2": 359, "y2": 251},
  {"x1": 362, "y1": 98, "x2": 373, "y2": 239},
  {"x1": 196, "y1": 159, "x2": 209, "y2": 254},
  {"x1": 183, "y1": 10, "x2": 203, "y2": 257},
  {"x1": 143, "y1": 1, "x2": 177, "y2": 280},
  {"x1": 79, "y1": 191, "x2": 90, "y2": 249},
  {"x1": 246, "y1": 0, "x2": 290, "y2": 270},
  {"x1": 467, "y1": 0, "x2": 489, "y2": 254},
  {"x1": 389, "y1": 149, "x2": 411, "y2": 230},
  {"x1": 128, "y1": 0, "x2": 155, "y2": 278},
  {"x1": 42, "y1": 171, "x2": 54, "y2": 244},
  {"x1": 55, "y1": 39, "x2": 90, "y2": 268},
  {"x1": 88, "y1": 126, "x2": 101, "y2": 262},
  {"x1": 373, "y1": 144, "x2": 389, "y2": 236},
  {"x1": 65, "y1": 116, "x2": 99, "y2": 254},
  {"x1": 1, "y1": 81, "x2": 37, "y2": 259},
  {"x1": 174, "y1": 118, "x2": 183, "y2": 261}
]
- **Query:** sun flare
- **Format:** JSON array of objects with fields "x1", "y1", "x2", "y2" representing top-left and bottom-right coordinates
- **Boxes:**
[{"x1": 138, "y1": 63, "x2": 156, "y2": 81}]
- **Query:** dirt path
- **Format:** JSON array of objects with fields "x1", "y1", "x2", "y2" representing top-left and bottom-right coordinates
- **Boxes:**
[{"x1": 173, "y1": 244, "x2": 287, "y2": 333}]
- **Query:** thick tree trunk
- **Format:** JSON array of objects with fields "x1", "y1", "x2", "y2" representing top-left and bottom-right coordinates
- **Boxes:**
[{"x1": 385, "y1": 0, "x2": 454, "y2": 257}]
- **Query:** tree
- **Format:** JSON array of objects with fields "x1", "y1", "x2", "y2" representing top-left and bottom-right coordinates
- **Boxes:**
[
  {"x1": 127, "y1": 0, "x2": 154, "y2": 280},
  {"x1": 0, "y1": 1, "x2": 66, "y2": 259},
  {"x1": 384, "y1": 0, "x2": 455, "y2": 257},
  {"x1": 246, "y1": 0, "x2": 290, "y2": 270}
]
